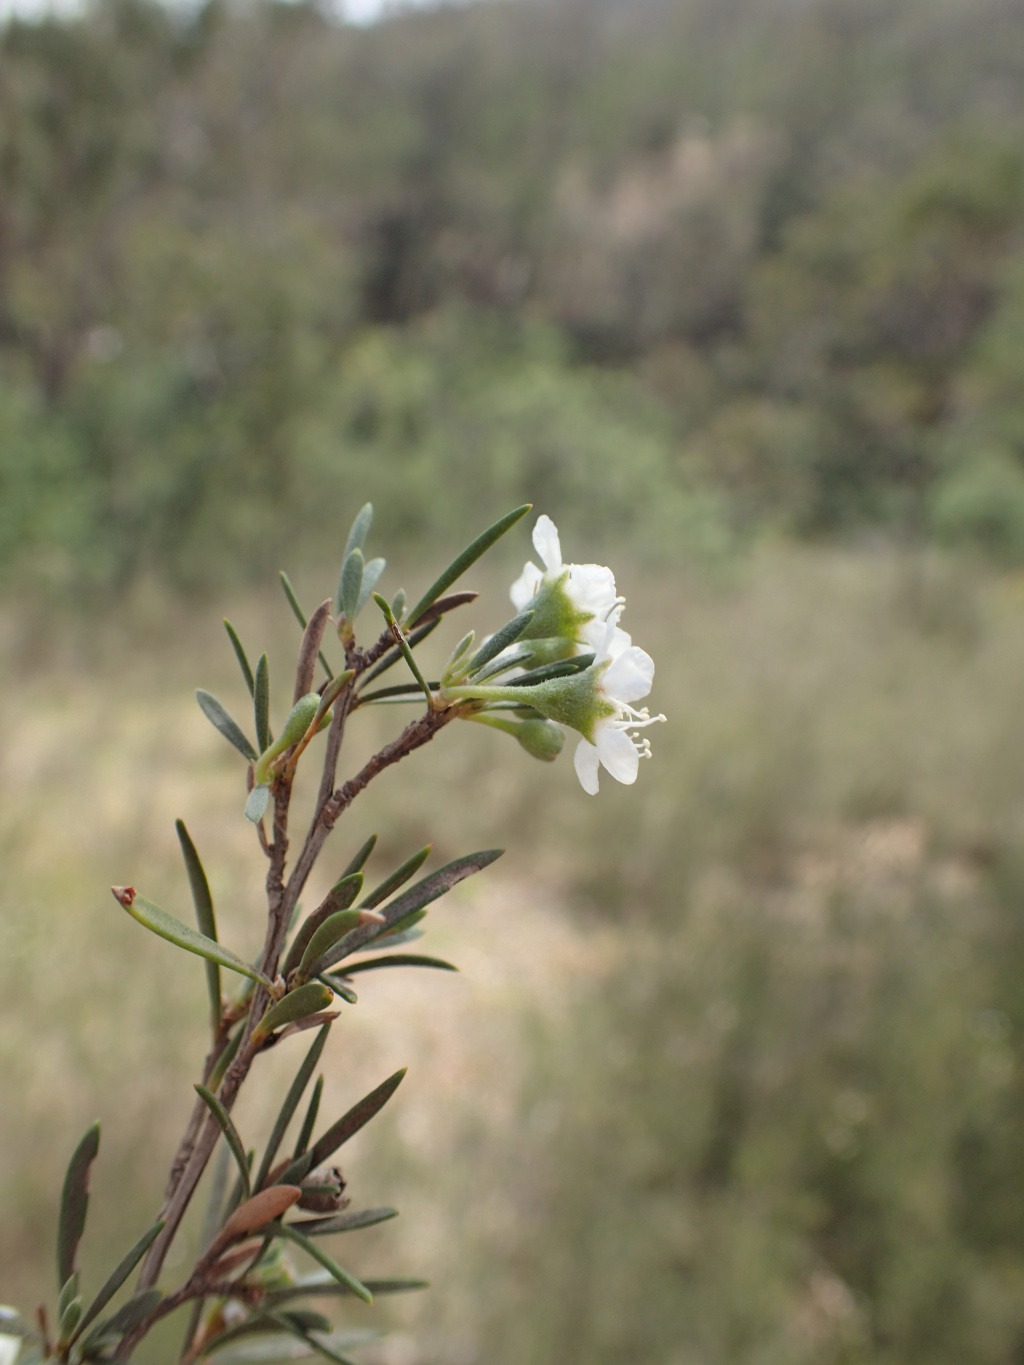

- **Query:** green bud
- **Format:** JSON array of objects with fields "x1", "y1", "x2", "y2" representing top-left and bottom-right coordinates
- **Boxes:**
[
  {"x1": 281, "y1": 692, "x2": 322, "y2": 745},
  {"x1": 514, "y1": 719, "x2": 565, "y2": 762}
]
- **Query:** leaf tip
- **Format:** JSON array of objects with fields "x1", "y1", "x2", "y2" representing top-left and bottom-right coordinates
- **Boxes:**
[{"x1": 111, "y1": 885, "x2": 136, "y2": 907}]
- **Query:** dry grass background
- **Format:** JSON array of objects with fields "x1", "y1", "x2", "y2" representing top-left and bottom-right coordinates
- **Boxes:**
[{"x1": 3, "y1": 544, "x2": 1024, "y2": 1363}]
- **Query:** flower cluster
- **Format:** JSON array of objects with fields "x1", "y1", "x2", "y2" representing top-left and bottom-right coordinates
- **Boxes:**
[{"x1": 446, "y1": 514, "x2": 665, "y2": 794}]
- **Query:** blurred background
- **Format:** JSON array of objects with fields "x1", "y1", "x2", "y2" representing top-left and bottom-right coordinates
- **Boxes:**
[{"x1": 4, "y1": 0, "x2": 1024, "y2": 1360}]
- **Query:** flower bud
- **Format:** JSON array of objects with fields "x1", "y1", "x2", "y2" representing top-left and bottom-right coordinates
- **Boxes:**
[
  {"x1": 514, "y1": 719, "x2": 565, "y2": 762},
  {"x1": 298, "y1": 1165, "x2": 349, "y2": 1213}
]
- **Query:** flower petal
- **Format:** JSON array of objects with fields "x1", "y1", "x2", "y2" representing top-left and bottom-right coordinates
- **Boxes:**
[
  {"x1": 532, "y1": 515, "x2": 563, "y2": 574},
  {"x1": 583, "y1": 619, "x2": 630, "y2": 657},
  {"x1": 596, "y1": 724, "x2": 640, "y2": 784},
  {"x1": 602, "y1": 646, "x2": 654, "y2": 704},
  {"x1": 573, "y1": 738, "x2": 601, "y2": 794},
  {"x1": 566, "y1": 562, "x2": 617, "y2": 618},
  {"x1": 510, "y1": 561, "x2": 543, "y2": 610}
]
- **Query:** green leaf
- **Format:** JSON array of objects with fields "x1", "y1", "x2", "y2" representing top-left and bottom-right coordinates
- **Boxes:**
[
  {"x1": 253, "y1": 983, "x2": 335, "y2": 1044},
  {"x1": 318, "y1": 975, "x2": 358, "y2": 1004},
  {"x1": 196, "y1": 690, "x2": 258, "y2": 763},
  {"x1": 195, "y1": 1085, "x2": 251, "y2": 1199},
  {"x1": 112, "y1": 887, "x2": 272, "y2": 990},
  {"x1": 405, "y1": 504, "x2": 531, "y2": 628},
  {"x1": 245, "y1": 785, "x2": 271, "y2": 824},
  {"x1": 254, "y1": 654, "x2": 271, "y2": 754},
  {"x1": 208, "y1": 1022, "x2": 244, "y2": 1093},
  {"x1": 328, "y1": 850, "x2": 503, "y2": 965},
  {"x1": 254, "y1": 1025, "x2": 331, "y2": 1192},
  {"x1": 355, "y1": 557, "x2": 386, "y2": 616},
  {"x1": 270, "y1": 1275, "x2": 427, "y2": 1301},
  {"x1": 372, "y1": 594, "x2": 433, "y2": 705},
  {"x1": 280, "y1": 572, "x2": 334, "y2": 681},
  {"x1": 297, "y1": 912, "x2": 364, "y2": 982},
  {"x1": 276, "y1": 1149, "x2": 315, "y2": 1189},
  {"x1": 176, "y1": 819, "x2": 221, "y2": 1035},
  {"x1": 390, "y1": 588, "x2": 406, "y2": 619},
  {"x1": 341, "y1": 834, "x2": 377, "y2": 880},
  {"x1": 465, "y1": 610, "x2": 534, "y2": 675},
  {"x1": 71, "y1": 1220, "x2": 165, "y2": 1344},
  {"x1": 57, "y1": 1272, "x2": 79, "y2": 1323},
  {"x1": 508, "y1": 652, "x2": 595, "y2": 687},
  {"x1": 307, "y1": 1070, "x2": 406, "y2": 1169},
  {"x1": 342, "y1": 503, "x2": 374, "y2": 570},
  {"x1": 57, "y1": 1122, "x2": 100, "y2": 1288},
  {"x1": 293, "y1": 1207, "x2": 398, "y2": 1237},
  {"x1": 224, "y1": 620, "x2": 256, "y2": 697},
  {"x1": 359, "y1": 846, "x2": 431, "y2": 910},
  {"x1": 339, "y1": 548, "x2": 364, "y2": 621},
  {"x1": 293, "y1": 1075, "x2": 323, "y2": 1160},
  {"x1": 342, "y1": 953, "x2": 457, "y2": 976},
  {"x1": 357, "y1": 617, "x2": 441, "y2": 688},
  {"x1": 270, "y1": 1224, "x2": 372, "y2": 1305},
  {"x1": 282, "y1": 874, "x2": 364, "y2": 980},
  {"x1": 468, "y1": 645, "x2": 534, "y2": 684},
  {"x1": 80, "y1": 1288, "x2": 162, "y2": 1353}
]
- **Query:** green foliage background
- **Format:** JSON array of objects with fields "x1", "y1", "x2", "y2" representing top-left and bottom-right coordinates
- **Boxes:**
[{"x1": 5, "y1": 1, "x2": 1024, "y2": 1363}]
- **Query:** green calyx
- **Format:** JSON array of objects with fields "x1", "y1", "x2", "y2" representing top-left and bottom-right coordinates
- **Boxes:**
[
  {"x1": 470, "y1": 714, "x2": 565, "y2": 761},
  {"x1": 518, "y1": 573, "x2": 592, "y2": 647},
  {"x1": 447, "y1": 665, "x2": 615, "y2": 742}
]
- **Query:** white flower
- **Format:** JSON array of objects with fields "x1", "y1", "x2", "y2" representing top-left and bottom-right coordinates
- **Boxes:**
[
  {"x1": 0, "y1": 1309, "x2": 20, "y2": 1365},
  {"x1": 572, "y1": 617, "x2": 666, "y2": 795},
  {"x1": 510, "y1": 514, "x2": 623, "y2": 654}
]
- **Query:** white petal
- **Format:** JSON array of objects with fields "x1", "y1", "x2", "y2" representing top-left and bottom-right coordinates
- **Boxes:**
[
  {"x1": 566, "y1": 561, "x2": 616, "y2": 617},
  {"x1": 602, "y1": 646, "x2": 654, "y2": 704},
  {"x1": 0, "y1": 1338, "x2": 19, "y2": 1365},
  {"x1": 510, "y1": 561, "x2": 543, "y2": 610},
  {"x1": 582, "y1": 619, "x2": 631, "y2": 657},
  {"x1": 573, "y1": 738, "x2": 601, "y2": 794},
  {"x1": 532, "y1": 515, "x2": 563, "y2": 574},
  {"x1": 596, "y1": 724, "x2": 640, "y2": 784}
]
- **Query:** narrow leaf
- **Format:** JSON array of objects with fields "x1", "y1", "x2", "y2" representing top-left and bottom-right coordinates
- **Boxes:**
[
  {"x1": 195, "y1": 1086, "x2": 251, "y2": 1199},
  {"x1": 57, "y1": 1122, "x2": 100, "y2": 1288},
  {"x1": 72, "y1": 1220, "x2": 165, "y2": 1342},
  {"x1": 293, "y1": 1076, "x2": 323, "y2": 1160},
  {"x1": 465, "y1": 610, "x2": 534, "y2": 675},
  {"x1": 254, "y1": 654, "x2": 271, "y2": 754},
  {"x1": 508, "y1": 652, "x2": 595, "y2": 687},
  {"x1": 391, "y1": 587, "x2": 406, "y2": 619},
  {"x1": 224, "y1": 620, "x2": 256, "y2": 697},
  {"x1": 308, "y1": 1070, "x2": 406, "y2": 1169},
  {"x1": 81, "y1": 1288, "x2": 162, "y2": 1350},
  {"x1": 339, "y1": 548, "x2": 364, "y2": 621},
  {"x1": 255, "y1": 1025, "x2": 331, "y2": 1193},
  {"x1": 405, "y1": 504, "x2": 531, "y2": 627},
  {"x1": 327, "y1": 850, "x2": 503, "y2": 965},
  {"x1": 270, "y1": 1275, "x2": 427, "y2": 1301},
  {"x1": 281, "y1": 573, "x2": 334, "y2": 681},
  {"x1": 176, "y1": 819, "x2": 221, "y2": 1035},
  {"x1": 297, "y1": 913, "x2": 364, "y2": 982},
  {"x1": 294, "y1": 1207, "x2": 398, "y2": 1237},
  {"x1": 358, "y1": 617, "x2": 441, "y2": 687},
  {"x1": 253, "y1": 984, "x2": 335, "y2": 1044},
  {"x1": 196, "y1": 690, "x2": 258, "y2": 763},
  {"x1": 208, "y1": 1022, "x2": 244, "y2": 1093},
  {"x1": 342, "y1": 954, "x2": 457, "y2": 976},
  {"x1": 469, "y1": 645, "x2": 534, "y2": 684},
  {"x1": 282, "y1": 874, "x2": 364, "y2": 980},
  {"x1": 372, "y1": 594, "x2": 433, "y2": 705},
  {"x1": 355, "y1": 558, "x2": 386, "y2": 616},
  {"x1": 341, "y1": 835, "x2": 377, "y2": 880},
  {"x1": 342, "y1": 503, "x2": 374, "y2": 575},
  {"x1": 276, "y1": 1150, "x2": 315, "y2": 1189},
  {"x1": 359, "y1": 846, "x2": 431, "y2": 910},
  {"x1": 112, "y1": 887, "x2": 272, "y2": 990},
  {"x1": 270, "y1": 1224, "x2": 372, "y2": 1305},
  {"x1": 245, "y1": 785, "x2": 271, "y2": 825}
]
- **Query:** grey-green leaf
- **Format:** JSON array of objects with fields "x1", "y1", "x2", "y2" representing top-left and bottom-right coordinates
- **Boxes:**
[
  {"x1": 355, "y1": 557, "x2": 386, "y2": 616},
  {"x1": 282, "y1": 874, "x2": 364, "y2": 980},
  {"x1": 224, "y1": 620, "x2": 256, "y2": 697},
  {"x1": 307, "y1": 1069, "x2": 406, "y2": 1168},
  {"x1": 342, "y1": 953, "x2": 457, "y2": 976},
  {"x1": 254, "y1": 654, "x2": 270, "y2": 754},
  {"x1": 294, "y1": 1207, "x2": 398, "y2": 1237},
  {"x1": 253, "y1": 983, "x2": 335, "y2": 1043},
  {"x1": 465, "y1": 610, "x2": 534, "y2": 675},
  {"x1": 195, "y1": 1085, "x2": 251, "y2": 1199},
  {"x1": 270, "y1": 1224, "x2": 372, "y2": 1305},
  {"x1": 359, "y1": 846, "x2": 431, "y2": 910},
  {"x1": 176, "y1": 819, "x2": 221, "y2": 1035},
  {"x1": 196, "y1": 690, "x2": 258, "y2": 763},
  {"x1": 293, "y1": 1075, "x2": 323, "y2": 1160},
  {"x1": 113, "y1": 887, "x2": 272, "y2": 990},
  {"x1": 405, "y1": 504, "x2": 531, "y2": 627},
  {"x1": 71, "y1": 1219, "x2": 165, "y2": 1344},
  {"x1": 255, "y1": 1025, "x2": 331, "y2": 1193},
  {"x1": 81, "y1": 1288, "x2": 162, "y2": 1352},
  {"x1": 339, "y1": 548, "x2": 364, "y2": 621},
  {"x1": 341, "y1": 834, "x2": 377, "y2": 880},
  {"x1": 342, "y1": 503, "x2": 374, "y2": 569},
  {"x1": 57, "y1": 1122, "x2": 100, "y2": 1288},
  {"x1": 245, "y1": 785, "x2": 271, "y2": 825}
]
